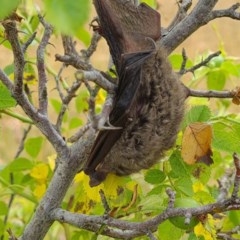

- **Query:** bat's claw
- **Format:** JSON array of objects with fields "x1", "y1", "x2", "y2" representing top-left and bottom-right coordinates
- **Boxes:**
[
  {"x1": 98, "y1": 117, "x2": 122, "y2": 130},
  {"x1": 99, "y1": 125, "x2": 122, "y2": 130}
]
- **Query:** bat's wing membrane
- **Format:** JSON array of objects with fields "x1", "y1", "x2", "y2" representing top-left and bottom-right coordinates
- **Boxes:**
[{"x1": 84, "y1": 50, "x2": 153, "y2": 174}]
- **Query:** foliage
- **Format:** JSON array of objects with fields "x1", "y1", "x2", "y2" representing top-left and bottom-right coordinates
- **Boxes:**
[{"x1": 0, "y1": 0, "x2": 240, "y2": 240}]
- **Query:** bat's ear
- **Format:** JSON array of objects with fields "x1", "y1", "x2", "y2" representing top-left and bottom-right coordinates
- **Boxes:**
[
  {"x1": 93, "y1": 0, "x2": 161, "y2": 64},
  {"x1": 137, "y1": 3, "x2": 161, "y2": 41}
]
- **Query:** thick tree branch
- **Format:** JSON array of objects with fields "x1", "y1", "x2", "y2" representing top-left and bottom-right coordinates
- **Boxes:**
[
  {"x1": 20, "y1": 128, "x2": 95, "y2": 240},
  {"x1": 51, "y1": 198, "x2": 240, "y2": 239}
]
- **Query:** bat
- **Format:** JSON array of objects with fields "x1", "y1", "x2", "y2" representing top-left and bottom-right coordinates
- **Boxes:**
[{"x1": 84, "y1": 0, "x2": 186, "y2": 187}]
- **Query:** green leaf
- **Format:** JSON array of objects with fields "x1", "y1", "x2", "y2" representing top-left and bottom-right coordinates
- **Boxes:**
[
  {"x1": 175, "y1": 177, "x2": 193, "y2": 197},
  {"x1": 207, "y1": 69, "x2": 226, "y2": 90},
  {"x1": 182, "y1": 105, "x2": 211, "y2": 128},
  {"x1": 0, "y1": 201, "x2": 8, "y2": 215},
  {"x1": 0, "y1": 0, "x2": 20, "y2": 20},
  {"x1": 140, "y1": 0, "x2": 157, "y2": 8},
  {"x1": 222, "y1": 61, "x2": 240, "y2": 77},
  {"x1": 75, "y1": 26, "x2": 91, "y2": 45},
  {"x1": 69, "y1": 117, "x2": 84, "y2": 129},
  {"x1": 144, "y1": 169, "x2": 166, "y2": 184},
  {"x1": 208, "y1": 55, "x2": 224, "y2": 69},
  {"x1": 194, "y1": 191, "x2": 215, "y2": 204},
  {"x1": 139, "y1": 194, "x2": 164, "y2": 212},
  {"x1": 50, "y1": 99, "x2": 62, "y2": 113},
  {"x1": 75, "y1": 90, "x2": 89, "y2": 113},
  {"x1": 24, "y1": 137, "x2": 44, "y2": 158},
  {"x1": 168, "y1": 54, "x2": 192, "y2": 70},
  {"x1": 0, "y1": 219, "x2": 4, "y2": 235},
  {"x1": 229, "y1": 210, "x2": 240, "y2": 225},
  {"x1": 169, "y1": 150, "x2": 190, "y2": 178},
  {"x1": 4, "y1": 64, "x2": 14, "y2": 75},
  {"x1": 0, "y1": 82, "x2": 16, "y2": 109},
  {"x1": 9, "y1": 157, "x2": 33, "y2": 171},
  {"x1": 158, "y1": 220, "x2": 184, "y2": 239},
  {"x1": 213, "y1": 122, "x2": 240, "y2": 154},
  {"x1": 191, "y1": 163, "x2": 211, "y2": 184},
  {"x1": 44, "y1": 0, "x2": 90, "y2": 38}
]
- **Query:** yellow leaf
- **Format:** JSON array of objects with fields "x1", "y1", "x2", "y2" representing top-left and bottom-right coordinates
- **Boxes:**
[
  {"x1": 193, "y1": 181, "x2": 206, "y2": 193},
  {"x1": 194, "y1": 215, "x2": 218, "y2": 240},
  {"x1": 181, "y1": 122, "x2": 213, "y2": 165},
  {"x1": 95, "y1": 88, "x2": 106, "y2": 106},
  {"x1": 194, "y1": 222, "x2": 214, "y2": 240},
  {"x1": 47, "y1": 154, "x2": 57, "y2": 171},
  {"x1": 103, "y1": 174, "x2": 125, "y2": 197},
  {"x1": 30, "y1": 163, "x2": 49, "y2": 181},
  {"x1": 23, "y1": 72, "x2": 37, "y2": 85},
  {"x1": 33, "y1": 183, "x2": 46, "y2": 199},
  {"x1": 75, "y1": 172, "x2": 103, "y2": 202}
]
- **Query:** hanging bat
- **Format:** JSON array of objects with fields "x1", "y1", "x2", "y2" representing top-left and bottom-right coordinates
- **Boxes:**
[{"x1": 84, "y1": 0, "x2": 186, "y2": 187}]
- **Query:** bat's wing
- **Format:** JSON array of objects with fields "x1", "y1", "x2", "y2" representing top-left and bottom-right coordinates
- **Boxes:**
[{"x1": 84, "y1": 50, "x2": 153, "y2": 175}]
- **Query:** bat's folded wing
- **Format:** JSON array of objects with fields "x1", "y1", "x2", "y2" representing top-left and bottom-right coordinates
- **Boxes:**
[{"x1": 84, "y1": 50, "x2": 153, "y2": 176}]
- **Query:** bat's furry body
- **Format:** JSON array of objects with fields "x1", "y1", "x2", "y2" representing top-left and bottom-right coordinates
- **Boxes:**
[{"x1": 84, "y1": 0, "x2": 186, "y2": 186}]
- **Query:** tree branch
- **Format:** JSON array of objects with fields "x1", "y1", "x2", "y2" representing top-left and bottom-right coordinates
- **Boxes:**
[
  {"x1": 2, "y1": 20, "x2": 25, "y2": 95},
  {"x1": 37, "y1": 15, "x2": 53, "y2": 115},
  {"x1": 162, "y1": 0, "x2": 218, "y2": 53},
  {"x1": 209, "y1": 3, "x2": 240, "y2": 21},
  {"x1": 20, "y1": 128, "x2": 95, "y2": 240},
  {"x1": 179, "y1": 50, "x2": 221, "y2": 75},
  {"x1": 0, "y1": 19, "x2": 66, "y2": 155},
  {"x1": 187, "y1": 88, "x2": 235, "y2": 98}
]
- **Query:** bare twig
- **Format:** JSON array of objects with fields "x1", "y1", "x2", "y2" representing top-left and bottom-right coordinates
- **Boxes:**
[
  {"x1": 232, "y1": 153, "x2": 240, "y2": 199},
  {"x1": 99, "y1": 189, "x2": 111, "y2": 214},
  {"x1": 37, "y1": 15, "x2": 53, "y2": 115},
  {"x1": 81, "y1": 31, "x2": 101, "y2": 60},
  {"x1": 187, "y1": 89, "x2": 234, "y2": 98},
  {"x1": 62, "y1": 35, "x2": 78, "y2": 56},
  {"x1": 217, "y1": 226, "x2": 240, "y2": 240},
  {"x1": 22, "y1": 32, "x2": 37, "y2": 53},
  {"x1": 55, "y1": 76, "x2": 83, "y2": 131},
  {"x1": 168, "y1": 0, "x2": 192, "y2": 30},
  {"x1": 55, "y1": 64, "x2": 66, "y2": 102},
  {"x1": 209, "y1": 3, "x2": 240, "y2": 21},
  {"x1": 2, "y1": 20, "x2": 25, "y2": 95},
  {"x1": 67, "y1": 123, "x2": 92, "y2": 142},
  {"x1": 55, "y1": 54, "x2": 92, "y2": 70},
  {"x1": 217, "y1": 169, "x2": 234, "y2": 201},
  {"x1": 1, "y1": 126, "x2": 32, "y2": 240},
  {"x1": 179, "y1": 50, "x2": 221, "y2": 75},
  {"x1": 166, "y1": 188, "x2": 176, "y2": 209},
  {"x1": 76, "y1": 70, "x2": 116, "y2": 93}
]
